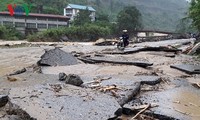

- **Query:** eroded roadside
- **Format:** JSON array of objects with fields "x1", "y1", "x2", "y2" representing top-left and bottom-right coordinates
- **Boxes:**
[{"x1": 0, "y1": 39, "x2": 200, "y2": 120}]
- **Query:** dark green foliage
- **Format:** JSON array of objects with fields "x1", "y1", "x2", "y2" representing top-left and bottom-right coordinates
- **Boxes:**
[
  {"x1": 117, "y1": 6, "x2": 142, "y2": 35},
  {"x1": 96, "y1": 13, "x2": 109, "y2": 22},
  {"x1": 28, "y1": 24, "x2": 111, "y2": 42},
  {"x1": 1, "y1": 0, "x2": 189, "y2": 31},
  {"x1": 0, "y1": 25, "x2": 24, "y2": 40},
  {"x1": 189, "y1": 0, "x2": 200, "y2": 31},
  {"x1": 176, "y1": 17, "x2": 196, "y2": 34},
  {"x1": 73, "y1": 8, "x2": 92, "y2": 26}
]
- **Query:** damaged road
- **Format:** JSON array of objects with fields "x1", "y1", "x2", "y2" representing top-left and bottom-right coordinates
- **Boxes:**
[
  {"x1": 7, "y1": 84, "x2": 120, "y2": 120},
  {"x1": 78, "y1": 55, "x2": 153, "y2": 68},
  {"x1": 0, "y1": 39, "x2": 200, "y2": 120}
]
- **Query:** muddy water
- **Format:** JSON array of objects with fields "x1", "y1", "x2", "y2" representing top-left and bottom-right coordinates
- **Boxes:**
[
  {"x1": 171, "y1": 90, "x2": 200, "y2": 120},
  {"x1": 0, "y1": 47, "x2": 45, "y2": 76}
]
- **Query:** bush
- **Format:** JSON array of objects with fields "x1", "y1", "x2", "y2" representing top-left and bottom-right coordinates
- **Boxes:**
[
  {"x1": 0, "y1": 25, "x2": 24, "y2": 40},
  {"x1": 28, "y1": 24, "x2": 111, "y2": 42}
]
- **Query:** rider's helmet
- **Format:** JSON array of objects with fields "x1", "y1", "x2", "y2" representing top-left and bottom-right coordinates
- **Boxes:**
[{"x1": 123, "y1": 30, "x2": 127, "y2": 33}]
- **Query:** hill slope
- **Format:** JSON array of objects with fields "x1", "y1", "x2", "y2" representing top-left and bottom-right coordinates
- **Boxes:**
[{"x1": 88, "y1": 0, "x2": 189, "y2": 32}]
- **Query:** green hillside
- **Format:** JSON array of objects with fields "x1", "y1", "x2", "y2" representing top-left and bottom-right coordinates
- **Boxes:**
[
  {"x1": 88, "y1": 0, "x2": 189, "y2": 32},
  {"x1": 0, "y1": 0, "x2": 189, "y2": 32}
]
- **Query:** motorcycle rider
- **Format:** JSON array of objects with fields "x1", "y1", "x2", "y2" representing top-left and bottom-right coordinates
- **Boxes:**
[{"x1": 122, "y1": 30, "x2": 129, "y2": 47}]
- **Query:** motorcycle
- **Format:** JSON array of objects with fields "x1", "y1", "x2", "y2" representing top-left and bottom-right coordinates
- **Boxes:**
[
  {"x1": 117, "y1": 37, "x2": 125, "y2": 50},
  {"x1": 117, "y1": 37, "x2": 129, "y2": 50}
]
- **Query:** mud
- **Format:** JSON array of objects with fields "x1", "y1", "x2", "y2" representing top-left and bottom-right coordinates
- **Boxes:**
[{"x1": 0, "y1": 39, "x2": 200, "y2": 120}]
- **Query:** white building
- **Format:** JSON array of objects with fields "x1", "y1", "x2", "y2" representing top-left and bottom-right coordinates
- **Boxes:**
[
  {"x1": 0, "y1": 12, "x2": 70, "y2": 35},
  {"x1": 64, "y1": 4, "x2": 96, "y2": 21}
]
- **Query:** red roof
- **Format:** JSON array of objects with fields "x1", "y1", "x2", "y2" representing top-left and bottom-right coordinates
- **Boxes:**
[{"x1": 0, "y1": 12, "x2": 70, "y2": 19}]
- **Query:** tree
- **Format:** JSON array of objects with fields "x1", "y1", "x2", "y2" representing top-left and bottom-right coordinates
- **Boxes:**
[
  {"x1": 73, "y1": 8, "x2": 91, "y2": 26},
  {"x1": 96, "y1": 13, "x2": 109, "y2": 22},
  {"x1": 176, "y1": 17, "x2": 196, "y2": 33},
  {"x1": 189, "y1": 0, "x2": 200, "y2": 31},
  {"x1": 30, "y1": 0, "x2": 49, "y2": 13},
  {"x1": 117, "y1": 6, "x2": 142, "y2": 35}
]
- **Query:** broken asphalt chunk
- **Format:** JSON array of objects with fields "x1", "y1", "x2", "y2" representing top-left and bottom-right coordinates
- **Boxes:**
[
  {"x1": 0, "y1": 95, "x2": 8, "y2": 107},
  {"x1": 170, "y1": 64, "x2": 200, "y2": 74},
  {"x1": 8, "y1": 84, "x2": 120, "y2": 120},
  {"x1": 103, "y1": 46, "x2": 181, "y2": 54},
  {"x1": 79, "y1": 56, "x2": 153, "y2": 68},
  {"x1": 38, "y1": 48, "x2": 78, "y2": 66},
  {"x1": 8, "y1": 68, "x2": 26, "y2": 76}
]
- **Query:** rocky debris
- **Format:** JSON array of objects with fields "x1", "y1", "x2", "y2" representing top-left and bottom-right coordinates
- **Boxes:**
[
  {"x1": 26, "y1": 64, "x2": 42, "y2": 73},
  {"x1": 7, "y1": 76, "x2": 18, "y2": 82},
  {"x1": 191, "y1": 82, "x2": 200, "y2": 89},
  {"x1": 8, "y1": 84, "x2": 120, "y2": 120},
  {"x1": 38, "y1": 48, "x2": 78, "y2": 66},
  {"x1": 117, "y1": 82, "x2": 141, "y2": 106},
  {"x1": 4, "y1": 44, "x2": 10, "y2": 47},
  {"x1": 59, "y1": 35, "x2": 69, "y2": 42},
  {"x1": 7, "y1": 104, "x2": 37, "y2": 120},
  {"x1": 59, "y1": 73, "x2": 83, "y2": 86},
  {"x1": 78, "y1": 56, "x2": 153, "y2": 68},
  {"x1": 65, "y1": 74, "x2": 83, "y2": 86},
  {"x1": 188, "y1": 42, "x2": 200, "y2": 55},
  {"x1": 124, "y1": 79, "x2": 200, "y2": 120},
  {"x1": 170, "y1": 64, "x2": 200, "y2": 74},
  {"x1": 0, "y1": 95, "x2": 8, "y2": 107},
  {"x1": 58, "y1": 72, "x2": 67, "y2": 81},
  {"x1": 117, "y1": 76, "x2": 161, "y2": 106},
  {"x1": 84, "y1": 75, "x2": 161, "y2": 107},
  {"x1": 71, "y1": 51, "x2": 85, "y2": 57},
  {"x1": 94, "y1": 38, "x2": 117, "y2": 46},
  {"x1": 109, "y1": 107, "x2": 177, "y2": 120},
  {"x1": 8, "y1": 68, "x2": 26, "y2": 76}
]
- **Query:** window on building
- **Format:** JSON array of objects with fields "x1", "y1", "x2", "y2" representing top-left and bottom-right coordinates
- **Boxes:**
[
  {"x1": 15, "y1": 22, "x2": 25, "y2": 27},
  {"x1": 3, "y1": 16, "x2": 12, "y2": 19},
  {"x1": 27, "y1": 23, "x2": 36, "y2": 28},
  {"x1": 38, "y1": 24, "x2": 47, "y2": 29},
  {"x1": 58, "y1": 19, "x2": 67, "y2": 22},
  {"x1": 48, "y1": 18, "x2": 57, "y2": 21},
  {"x1": 37, "y1": 18, "x2": 46, "y2": 21},
  {"x1": 3, "y1": 21, "x2": 13, "y2": 26},
  {"x1": 66, "y1": 9, "x2": 72, "y2": 14},
  {"x1": 15, "y1": 16, "x2": 24, "y2": 19},
  {"x1": 27, "y1": 17, "x2": 36, "y2": 20},
  {"x1": 48, "y1": 24, "x2": 57, "y2": 29}
]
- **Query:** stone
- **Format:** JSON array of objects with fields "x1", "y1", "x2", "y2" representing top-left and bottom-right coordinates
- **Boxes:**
[{"x1": 65, "y1": 74, "x2": 83, "y2": 86}]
